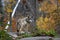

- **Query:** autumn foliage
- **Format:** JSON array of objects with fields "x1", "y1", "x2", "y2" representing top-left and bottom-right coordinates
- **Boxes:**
[
  {"x1": 12, "y1": 18, "x2": 17, "y2": 32},
  {"x1": 39, "y1": 1, "x2": 57, "y2": 13},
  {"x1": 37, "y1": 0, "x2": 60, "y2": 34},
  {"x1": 36, "y1": 15, "x2": 55, "y2": 32}
]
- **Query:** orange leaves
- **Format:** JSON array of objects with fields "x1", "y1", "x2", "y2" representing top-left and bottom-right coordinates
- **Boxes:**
[
  {"x1": 58, "y1": 0, "x2": 60, "y2": 4},
  {"x1": 12, "y1": 18, "x2": 16, "y2": 32},
  {"x1": 40, "y1": 1, "x2": 57, "y2": 13}
]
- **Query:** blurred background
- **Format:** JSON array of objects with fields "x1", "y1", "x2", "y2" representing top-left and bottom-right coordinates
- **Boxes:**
[{"x1": 0, "y1": 0, "x2": 60, "y2": 39}]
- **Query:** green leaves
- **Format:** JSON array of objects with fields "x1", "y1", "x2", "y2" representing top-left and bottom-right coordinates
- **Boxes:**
[
  {"x1": 46, "y1": 29, "x2": 57, "y2": 36},
  {"x1": 0, "y1": 30, "x2": 13, "y2": 40},
  {"x1": 21, "y1": 33, "x2": 32, "y2": 38}
]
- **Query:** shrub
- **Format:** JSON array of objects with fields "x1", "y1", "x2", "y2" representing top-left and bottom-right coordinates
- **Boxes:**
[
  {"x1": 36, "y1": 16, "x2": 56, "y2": 37},
  {"x1": 0, "y1": 30, "x2": 13, "y2": 40}
]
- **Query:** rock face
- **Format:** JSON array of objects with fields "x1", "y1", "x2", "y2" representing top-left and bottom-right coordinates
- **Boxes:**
[
  {"x1": 20, "y1": 37, "x2": 52, "y2": 40},
  {"x1": 20, "y1": 37, "x2": 60, "y2": 40}
]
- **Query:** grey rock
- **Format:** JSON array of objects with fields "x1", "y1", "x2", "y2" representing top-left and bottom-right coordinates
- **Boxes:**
[{"x1": 20, "y1": 36, "x2": 52, "y2": 40}]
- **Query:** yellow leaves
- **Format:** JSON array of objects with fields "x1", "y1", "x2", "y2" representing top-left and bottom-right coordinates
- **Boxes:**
[
  {"x1": 44, "y1": 17, "x2": 49, "y2": 23},
  {"x1": 8, "y1": 4, "x2": 12, "y2": 8},
  {"x1": 39, "y1": 16, "x2": 44, "y2": 22},
  {"x1": 9, "y1": 0, "x2": 16, "y2": 3},
  {"x1": 6, "y1": 9, "x2": 13, "y2": 13},
  {"x1": 5, "y1": 5, "x2": 13, "y2": 13},
  {"x1": 4, "y1": 0, "x2": 16, "y2": 13},
  {"x1": 36, "y1": 16, "x2": 55, "y2": 32},
  {"x1": 9, "y1": 0, "x2": 14, "y2": 2},
  {"x1": 36, "y1": 16, "x2": 44, "y2": 30},
  {"x1": 37, "y1": 0, "x2": 60, "y2": 33}
]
